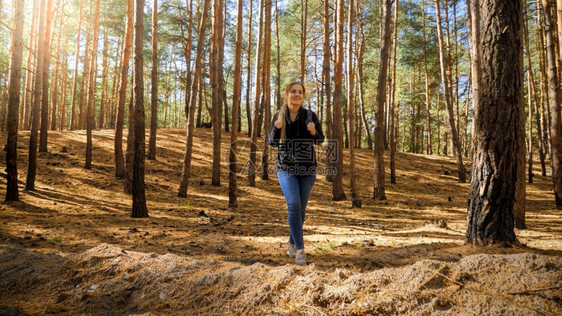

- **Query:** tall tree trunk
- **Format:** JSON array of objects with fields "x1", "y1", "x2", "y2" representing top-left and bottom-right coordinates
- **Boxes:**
[
  {"x1": 347, "y1": 0, "x2": 361, "y2": 207},
  {"x1": 332, "y1": 0, "x2": 346, "y2": 200},
  {"x1": 147, "y1": 0, "x2": 159, "y2": 160},
  {"x1": 182, "y1": 0, "x2": 194, "y2": 121},
  {"x1": 275, "y1": 0, "x2": 281, "y2": 113},
  {"x1": 98, "y1": 28, "x2": 109, "y2": 130},
  {"x1": 260, "y1": 0, "x2": 272, "y2": 181},
  {"x1": 245, "y1": 0, "x2": 253, "y2": 137},
  {"x1": 131, "y1": 0, "x2": 149, "y2": 218},
  {"x1": 25, "y1": 0, "x2": 47, "y2": 191},
  {"x1": 248, "y1": 0, "x2": 264, "y2": 187},
  {"x1": 323, "y1": 0, "x2": 334, "y2": 182},
  {"x1": 60, "y1": 50, "x2": 69, "y2": 130},
  {"x1": 537, "y1": 1, "x2": 552, "y2": 176},
  {"x1": 39, "y1": 0, "x2": 54, "y2": 152},
  {"x1": 467, "y1": 0, "x2": 523, "y2": 245},
  {"x1": 541, "y1": 0, "x2": 562, "y2": 209},
  {"x1": 85, "y1": 0, "x2": 101, "y2": 169},
  {"x1": 5, "y1": 0, "x2": 24, "y2": 201},
  {"x1": 229, "y1": 0, "x2": 244, "y2": 208},
  {"x1": 114, "y1": 0, "x2": 134, "y2": 178},
  {"x1": 78, "y1": 17, "x2": 92, "y2": 131},
  {"x1": 373, "y1": 0, "x2": 391, "y2": 200},
  {"x1": 178, "y1": 0, "x2": 210, "y2": 197},
  {"x1": 421, "y1": 0, "x2": 432, "y2": 155},
  {"x1": 389, "y1": 0, "x2": 399, "y2": 184},
  {"x1": 435, "y1": 0, "x2": 466, "y2": 182},
  {"x1": 22, "y1": 0, "x2": 39, "y2": 131},
  {"x1": 69, "y1": 0, "x2": 83, "y2": 130},
  {"x1": 211, "y1": 0, "x2": 224, "y2": 186},
  {"x1": 50, "y1": 4, "x2": 64, "y2": 131},
  {"x1": 300, "y1": 0, "x2": 308, "y2": 83}
]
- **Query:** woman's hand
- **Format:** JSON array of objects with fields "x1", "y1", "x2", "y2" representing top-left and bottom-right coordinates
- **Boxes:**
[
  {"x1": 274, "y1": 119, "x2": 283, "y2": 129},
  {"x1": 307, "y1": 122, "x2": 316, "y2": 135}
]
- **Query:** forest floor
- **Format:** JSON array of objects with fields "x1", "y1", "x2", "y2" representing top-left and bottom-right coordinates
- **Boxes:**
[{"x1": 0, "y1": 128, "x2": 561, "y2": 315}]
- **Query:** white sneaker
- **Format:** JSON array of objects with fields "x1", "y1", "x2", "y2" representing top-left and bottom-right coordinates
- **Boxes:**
[
  {"x1": 287, "y1": 244, "x2": 296, "y2": 258},
  {"x1": 295, "y1": 249, "x2": 306, "y2": 265}
]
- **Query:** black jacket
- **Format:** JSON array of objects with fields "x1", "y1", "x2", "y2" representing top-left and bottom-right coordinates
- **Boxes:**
[{"x1": 268, "y1": 106, "x2": 324, "y2": 176}]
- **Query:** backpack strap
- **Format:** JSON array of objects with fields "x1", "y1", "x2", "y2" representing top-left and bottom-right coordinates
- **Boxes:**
[{"x1": 307, "y1": 108, "x2": 312, "y2": 124}]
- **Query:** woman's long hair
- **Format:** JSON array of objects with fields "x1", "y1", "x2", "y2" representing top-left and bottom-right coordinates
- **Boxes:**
[{"x1": 279, "y1": 81, "x2": 306, "y2": 142}]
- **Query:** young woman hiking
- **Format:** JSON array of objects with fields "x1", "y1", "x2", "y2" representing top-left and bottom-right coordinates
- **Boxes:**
[{"x1": 268, "y1": 81, "x2": 324, "y2": 265}]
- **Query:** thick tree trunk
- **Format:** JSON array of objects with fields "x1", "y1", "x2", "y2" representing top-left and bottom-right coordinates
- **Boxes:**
[
  {"x1": 147, "y1": 0, "x2": 159, "y2": 160},
  {"x1": 541, "y1": 0, "x2": 562, "y2": 209},
  {"x1": 5, "y1": 0, "x2": 24, "y2": 201},
  {"x1": 114, "y1": 0, "x2": 133, "y2": 179},
  {"x1": 435, "y1": 0, "x2": 466, "y2": 182},
  {"x1": 467, "y1": 0, "x2": 523, "y2": 245},
  {"x1": 131, "y1": 0, "x2": 149, "y2": 218},
  {"x1": 373, "y1": 0, "x2": 391, "y2": 200}
]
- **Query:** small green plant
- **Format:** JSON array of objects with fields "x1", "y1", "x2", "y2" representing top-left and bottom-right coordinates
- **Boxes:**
[
  {"x1": 48, "y1": 236, "x2": 62, "y2": 243},
  {"x1": 177, "y1": 199, "x2": 192, "y2": 208},
  {"x1": 355, "y1": 242, "x2": 364, "y2": 248},
  {"x1": 109, "y1": 191, "x2": 116, "y2": 196},
  {"x1": 245, "y1": 244, "x2": 255, "y2": 250},
  {"x1": 314, "y1": 242, "x2": 335, "y2": 254}
]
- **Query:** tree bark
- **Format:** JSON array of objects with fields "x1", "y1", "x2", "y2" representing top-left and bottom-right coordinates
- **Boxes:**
[
  {"x1": 346, "y1": 0, "x2": 361, "y2": 207},
  {"x1": 389, "y1": 0, "x2": 399, "y2": 184},
  {"x1": 245, "y1": 0, "x2": 253, "y2": 137},
  {"x1": 435, "y1": 0, "x2": 466, "y2": 182},
  {"x1": 114, "y1": 0, "x2": 134, "y2": 178},
  {"x1": 300, "y1": 0, "x2": 308, "y2": 83},
  {"x1": 147, "y1": 0, "x2": 159, "y2": 160},
  {"x1": 421, "y1": 0, "x2": 432, "y2": 155},
  {"x1": 248, "y1": 0, "x2": 264, "y2": 187},
  {"x1": 332, "y1": 0, "x2": 346, "y2": 200},
  {"x1": 373, "y1": 0, "x2": 391, "y2": 200},
  {"x1": 178, "y1": 0, "x2": 210, "y2": 197},
  {"x1": 210, "y1": 0, "x2": 224, "y2": 186},
  {"x1": 5, "y1": 0, "x2": 24, "y2": 201},
  {"x1": 230, "y1": 0, "x2": 244, "y2": 208},
  {"x1": 260, "y1": 0, "x2": 272, "y2": 180},
  {"x1": 39, "y1": 0, "x2": 54, "y2": 152},
  {"x1": 323, "y1": 0, "x2": 334, "y2": 182},
  {"x1": 467, "y1": 0, "x2": 523, "y2": 245},
  {"x1": 130, "y1": 0, "x2": 149, "y2": 218},
  {"x1": 22, "y1": 0, "x2": 39, "y2": 131},
  {"x1": 541, "y1": 0, "x2": 562, "y2": 209},
  {"x1": 50, "y1": 4, "x2": 64, "y2": 131},
  {"x1": 85, "y1": 0, "x2": 101, "y2": 170},
  {"x1": 98, "y1": 28, "x2": 109, "y2": 130},
  {"x1": 25, "y1": 0, "x2": 47, "y2": 191}
]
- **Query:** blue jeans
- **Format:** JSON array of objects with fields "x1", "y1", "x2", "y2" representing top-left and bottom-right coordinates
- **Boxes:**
[{"x1": 277, "y1": 171, "x2": 316, "y2": 250}]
